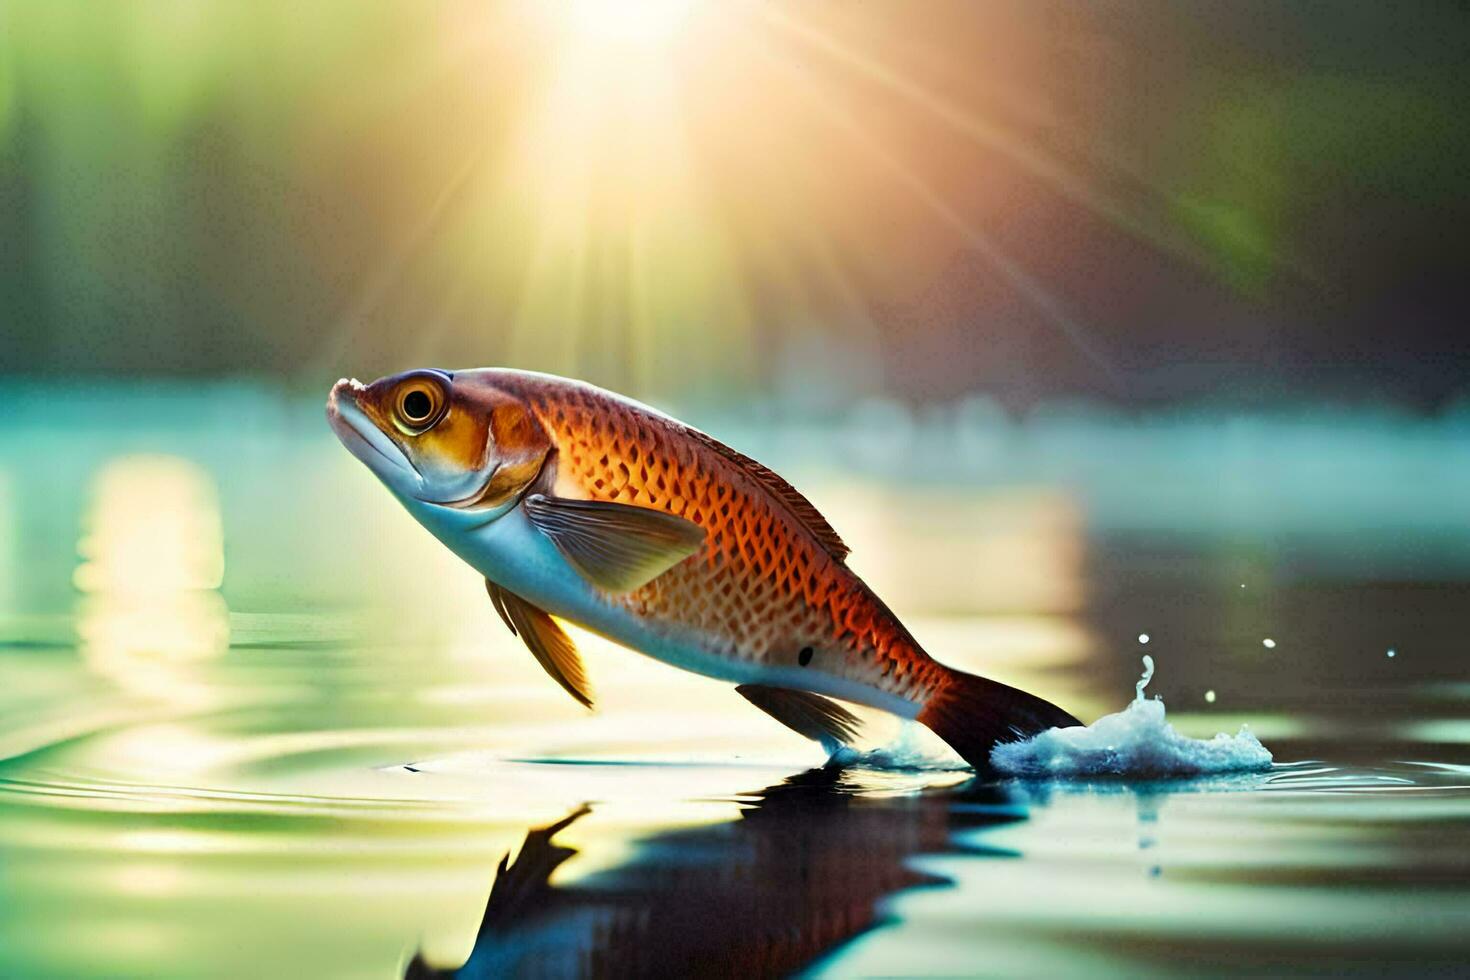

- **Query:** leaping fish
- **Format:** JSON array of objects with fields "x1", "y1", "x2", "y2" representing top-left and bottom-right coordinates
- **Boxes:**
[{"x1": 327, "y1": 369, "x2": 1079, "y2": 769}]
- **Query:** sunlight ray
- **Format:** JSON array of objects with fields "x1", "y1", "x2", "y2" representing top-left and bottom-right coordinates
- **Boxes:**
[
  {"x1": 759, "y1": 6, "x2": 1265, "y2": 285},
  {"x1": 313, "y1": 143, "x2": 489, "y2": 375},
  {"x1": 759, "y1": 37, "x2": 1124, "y2": 388},
  {"x1": 488, "y1": 10, "x2": 758, "y2": 394}
]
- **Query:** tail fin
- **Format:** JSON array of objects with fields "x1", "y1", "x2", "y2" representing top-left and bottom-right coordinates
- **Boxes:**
[{"x1": 917, "y1": 667, "x2": 1080, "y2": 772}]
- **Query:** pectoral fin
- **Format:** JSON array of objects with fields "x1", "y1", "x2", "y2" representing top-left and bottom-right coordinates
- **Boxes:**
[
  {"x1": 486, "y1": 579, "x2": 594, "y2": 709},
  {"x1": 736, "y1": 684, "x2": 862, "y2": 753},
  {"x1": 523, "y1": 492, "x2": 705, "y2": 593}
]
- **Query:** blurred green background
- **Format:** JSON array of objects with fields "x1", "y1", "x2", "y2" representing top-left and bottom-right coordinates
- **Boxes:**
[{"x1": 2, "y1": 1, "x2": 1467, "y2": 407}]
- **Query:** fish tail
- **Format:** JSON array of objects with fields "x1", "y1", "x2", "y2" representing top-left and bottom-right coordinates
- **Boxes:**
[{"x1": 916, "y1": 666, "x2": 1080, "y2": 772}]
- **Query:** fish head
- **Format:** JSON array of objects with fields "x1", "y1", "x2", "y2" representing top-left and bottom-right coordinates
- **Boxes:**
[{"x1": 327, "y1": 369, "x2": 551, "y2": 518}]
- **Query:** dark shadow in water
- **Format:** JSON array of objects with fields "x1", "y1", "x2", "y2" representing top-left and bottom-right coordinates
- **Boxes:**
[{"x1": 407, "y1": 767, "x2": 1024, "y2": 979}]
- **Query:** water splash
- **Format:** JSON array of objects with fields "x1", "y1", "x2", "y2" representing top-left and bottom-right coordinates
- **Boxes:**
[
  {"x1": 827, "y1": 723, "x2": 971, "y2": 773},
  {"x1": 990, "y1": 656, "x2": 1272, "y2": 778}
]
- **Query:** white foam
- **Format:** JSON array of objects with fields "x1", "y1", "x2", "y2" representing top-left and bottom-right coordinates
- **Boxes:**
[
  {"x1": 990, "y1": 655, "x2": 1273, "y2": 779},
  {"x1": 827, "y1": 723, "x2": 968, "y2": 772}
]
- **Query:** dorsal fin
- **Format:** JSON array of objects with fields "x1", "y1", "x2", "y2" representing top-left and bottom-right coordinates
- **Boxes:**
[{"x1": 686, "y1": 430, "x2": 850, "y2": 562}]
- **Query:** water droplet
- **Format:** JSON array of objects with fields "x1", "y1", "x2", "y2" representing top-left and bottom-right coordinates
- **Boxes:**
[
  {"x1": 1138, "y1": 633, "x2": 1150, "y2": 644},
  {"x1": 1205, "y1": 690, "x2": 1216, "y2": 703},
  {"x1": 1262, "y1": 638, "x2": 1276, "y2": 649}
]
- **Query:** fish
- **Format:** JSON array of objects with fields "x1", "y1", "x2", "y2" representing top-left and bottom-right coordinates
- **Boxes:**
[{"x1": 326, "y1": 368, "x2": 1079, "y2": 768}]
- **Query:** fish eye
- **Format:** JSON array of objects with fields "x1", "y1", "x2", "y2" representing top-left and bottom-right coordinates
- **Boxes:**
[
  {"x1": 394, "y1": 380, "x2": 446, "y2": 431},
  {"x1": 403, "y1": 389, "x2": 432, "y2": 420}
]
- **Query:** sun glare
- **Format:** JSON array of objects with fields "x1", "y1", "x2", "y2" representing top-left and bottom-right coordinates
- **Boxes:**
[
  {"x1": 481, "y1": 0, "x2": 754, "y2": 392},
  {"x1": 389, "y1": 1, "x2": 1142, "y2": 396},
  {"x1": 561, "y1": 0, "x2": 695, "y2": 48}
]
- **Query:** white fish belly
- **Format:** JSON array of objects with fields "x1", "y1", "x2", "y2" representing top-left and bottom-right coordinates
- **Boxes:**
[{"x1": 428, "y1": 504, "x2": 922, "y2": 720}]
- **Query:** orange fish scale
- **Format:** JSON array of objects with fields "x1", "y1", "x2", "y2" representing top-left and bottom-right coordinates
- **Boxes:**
[{"x1": 504, "y1": 378, "x2": 947, "y2": 703}]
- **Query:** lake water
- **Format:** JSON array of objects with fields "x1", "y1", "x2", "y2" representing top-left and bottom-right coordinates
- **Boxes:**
[{"x1": 2, "y1": 384, "x2": 1468, "y2": 977}]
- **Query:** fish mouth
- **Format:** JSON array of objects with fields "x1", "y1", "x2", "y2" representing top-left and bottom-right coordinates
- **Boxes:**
[{"x1": 326, "y1": 378, "x2": 423, "y2": 489}]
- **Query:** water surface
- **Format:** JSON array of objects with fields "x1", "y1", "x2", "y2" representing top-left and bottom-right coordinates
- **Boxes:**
[{"x1": 1, "y1": 386, "x2": 1467, "y2": 977}]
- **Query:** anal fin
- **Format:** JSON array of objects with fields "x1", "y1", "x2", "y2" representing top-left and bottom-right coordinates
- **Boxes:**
[
  {"x1": 486, "y1": 579, "x2": 594, "y2": 710},
  {"x1": 736, "y1": 684, "x2": 862, "y2": 754}
]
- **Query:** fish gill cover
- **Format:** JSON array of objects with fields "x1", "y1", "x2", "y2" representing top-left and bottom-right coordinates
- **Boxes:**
[{"x1": 990, "y1": 655, "x2": 1273, "y2": 778}]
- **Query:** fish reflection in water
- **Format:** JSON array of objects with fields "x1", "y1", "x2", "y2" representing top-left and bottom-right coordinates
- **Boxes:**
[{"x1": 407, "y1": 767, "x2": 1022, "y2": 979}]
